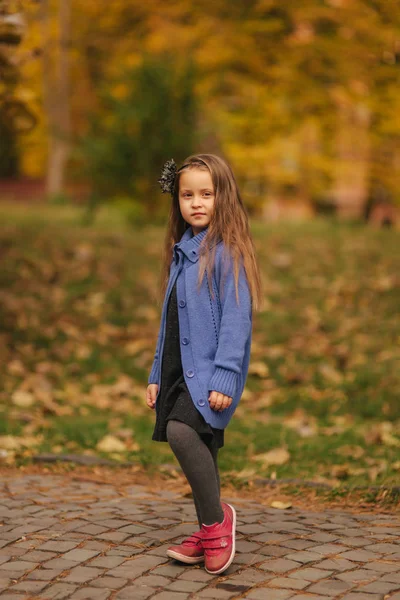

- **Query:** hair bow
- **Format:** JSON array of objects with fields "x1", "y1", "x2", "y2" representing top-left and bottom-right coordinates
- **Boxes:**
[{"x1": 158, "y1": 158, "x2": 177, "y2": 196}]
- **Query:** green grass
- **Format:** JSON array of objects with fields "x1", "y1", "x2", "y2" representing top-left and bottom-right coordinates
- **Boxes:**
[{"x1": 0, "y1": 201, "x2": 399, "y2": 500}]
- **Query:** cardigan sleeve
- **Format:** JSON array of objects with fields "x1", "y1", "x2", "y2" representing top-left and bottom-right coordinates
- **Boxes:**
[{"x1": 208, "y1": 249, "x2": 252, "y2": 398}]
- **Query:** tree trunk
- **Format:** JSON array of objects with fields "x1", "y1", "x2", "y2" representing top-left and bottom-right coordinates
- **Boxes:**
[
  {"x1": 40, "y1": 0, "x2": 70, "y2": 197},
  {"x1": 331, "y1": 97, "x2": 371, "y2": 219}
]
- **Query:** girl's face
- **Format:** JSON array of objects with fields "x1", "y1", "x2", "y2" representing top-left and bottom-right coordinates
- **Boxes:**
[{"x1": 179, "y1": 168, "x2": 215, "y2": 235}]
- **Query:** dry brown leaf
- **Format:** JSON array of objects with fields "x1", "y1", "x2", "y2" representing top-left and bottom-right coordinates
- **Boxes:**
[
  {"x1": 319, "y1": 363, "x2": 343, "y2": 384},
  {"x1": 11, "y1": 390, "x2": 35, "y2": 408},
  {"x1": 234, "y1": 468, "x2": 257, "y2": 480},
  {"x1": 96, "y1": 435, "x2": 127, "y2": 453},
  {"x1": 270, "y1": 500, "x2": 292, "y2": 510},
  {"x1": 335, "y1": 445, "x2": 365, "y2": 459},
  {"x1": 252, "y1": 447, "x2": 290, "y2": 466},
  {"x1": 249, "y1": 362, "x2": 269, "y2": 378},
  {"x1": 7, "y1": 360, "x2": 26, "y2": 376}
]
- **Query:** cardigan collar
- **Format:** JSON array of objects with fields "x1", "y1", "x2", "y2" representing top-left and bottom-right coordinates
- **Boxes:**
[{"x1": 173, "y1": 225, "x2": 208, "y2": 264}]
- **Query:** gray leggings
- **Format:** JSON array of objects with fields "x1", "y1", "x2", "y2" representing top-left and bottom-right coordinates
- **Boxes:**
[{"x1": 166, "y1": 419, "x2": 224, "y2": 527}]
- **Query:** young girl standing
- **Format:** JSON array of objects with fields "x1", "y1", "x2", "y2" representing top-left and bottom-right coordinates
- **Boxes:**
[{"x1": 146, "y1": 153, "x2": 262, "y2": 575}]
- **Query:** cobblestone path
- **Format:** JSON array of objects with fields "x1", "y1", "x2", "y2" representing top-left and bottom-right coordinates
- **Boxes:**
[{"x1": 0, "y1": 473, "x2": 399, "y2": 599}]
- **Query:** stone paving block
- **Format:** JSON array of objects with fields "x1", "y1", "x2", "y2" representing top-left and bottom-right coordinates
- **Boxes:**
[
  {"x1": 134, "y1": 574, "x2": 172, "y2": 587},
  {"x1": 236, "y1": 524, "x2": 266, "y2": 534},
  {"x1": 0, "y1": 594, "x2": 27, "y2": 600},
  {"x1": 8, "y1": 579, "x2": 48, "y2": 593},
  {"x1": 106, "y1": 554, "x2": 167, "y2": 578},
  {"x1": 39, "y1": 582, "x2": 78, "y2": 599},
  {"x1": 244, "y1": 589, "x2": 292, "y2": 600},
  {"x1": 90, "y1": 575, "x2": 128, "y2": 589},
  {"x1": 307, "y1": 532, "x2": 340, "y2": 543},
  {"x1": 236, "y1": 540, "x2": 262, "y2": 553},
  {"x1": 259, "y1": 558, "x2": 301, "y2": 573},
  {"x1": 225, "y1": 567, "x2": 271, "y2": 585},
  {"x1": 337, "y1": 569, "x2": 382, "y2": 583},
  {"x1": 94, "y1": 518, "x2": 130, "y2": 528},
  {"x1": 316, "y1": 557, "x2": 358, "y2": 571},
  {"x1": 259, "y1": 544, "x2": 290, "y2": 557},
  {"x1": 95, "y1": 531, "x2": 132, "y2": 542},
  {"x1": 307, "y1": 579, "x2": 353, "y2": 595},
  {"x1": 364, "y1": 543, "x2": 400, "y2": 554},
  {"x1": 341, "y1": 594, "x2": 385, "y2": 600},
  {"x1": 146, "y1": 543, "x2": 173, "y2": 564},
  {"x1": 289, "y1": 567, "x2": 334, "y2": 581},
  {"x1": 26, "y1": 568, "x2": 64, "y2": 580},
  {"x1": 252, "y1": 532, "x2": 293, "y2": 543},
  {"x1": 193, "y1": 588, "x2": 236, "y2": 599},
  {"x1": 88, "y1": 555, "x2": 126, "y2": 568},
  {"x1": 281, "y1": 539, "x2": 316, "y2": 550},
  {"x1": 37, "y1": 540, "x2": 80, "y2": 552},
  {"x1": 62, "y1": 565, "x2": 104, "y2": 582},
  {"x1": 165, "y1": 578, "x2": 207, "y2": 592},
  {"x1": 20, "y1": 549, "x2": 58, "y2": 562},
  {"x1": 42, "y1": 557, "x2": 81, "y2": 570},
  {"x1": 0, "y1": 548, "x2": 27, "y2": 558},
  {"x1": 341, "y1": 537, "x2": 371, "y2": 547},
  {"x1": 381, "y1": 572, "x2": 400, "y2": 583},
  {"x1": 364, "y1": 561, "x2": 399, "y2": 572},
  {"x1": 152, "y1": 563, "x2": 187, "y2": 577},
  {"x1": 359, "y1": 580, "x2": 400, "y2": 594},
  {"x1": 81, "y1": 540, "x2": 110, "y2": 551},
  {"x1": 285, "y1": 551, "x2": 322, "y2": 563},
  {"x1": 232, "y1": 552, "x2": 261, "y2": 565},
  {"x1": 0, "y1": 560, "x2": 38, "y2": 572},
  {"x1": 290, "y1": 595, "x2": 325, "y2": 600},
  {"x1": 74, "y1": 524, "x2": 109, "y2": 535},
  {"x1": 336, "y1": 528, "x2": 370, "y2": 537},
  {"x1": 340, "y1": 549, "x2": 383, "y2": 562},
  {"x1": 114, "y1": 585, "x2": 154, "y2": 600},
  {"x1": 178, "y1": 568, "x2": 215, "y2": 582},
  {"x1": 66, "y1": 586, "x2": 111, "y2": 599},
  {"x1": 267, "y1": 577, "x2": 309, "y2": 590},
  {"x1": 310, "y1": 543, "x2": 351, "y2": 556},
  {"x1": 61, "y1": 548, "x2": 101, "y2": 562}
]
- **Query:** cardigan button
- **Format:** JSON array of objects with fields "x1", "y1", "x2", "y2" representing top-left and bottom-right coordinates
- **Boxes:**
[
  {"x1": 186, "y1": 369, "x2": 194, "y2": 378},
  {"x1": 179, "y1": 300, "x2": 186, "y2": 308},
  {"x1": 197, "y1": 399, "x2": 205, "y2": 407},
  {"x1": 182, "y1": 337, "x2": 189, "y2": 345}
]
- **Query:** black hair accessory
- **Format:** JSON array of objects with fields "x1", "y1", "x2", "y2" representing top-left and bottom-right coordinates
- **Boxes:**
[{"x1": 158, "y1": 158, "x2": 177, "y2": 196}]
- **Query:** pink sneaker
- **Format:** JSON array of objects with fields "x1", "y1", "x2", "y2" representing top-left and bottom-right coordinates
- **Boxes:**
[
  {"x1": 166, "y1": 530, "x2": 204, "y2": 564},
  {"x1": 201, "y1": 502, "x2": 236, "y2": 575}
]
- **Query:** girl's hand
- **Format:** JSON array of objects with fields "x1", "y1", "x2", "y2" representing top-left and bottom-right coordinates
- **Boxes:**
[
  {"x1": 208, "y1": 391, "x2": 232, "y2": 412},
  {"x1": 146, "y1": 384, "x2": 158, "y2": 410}
]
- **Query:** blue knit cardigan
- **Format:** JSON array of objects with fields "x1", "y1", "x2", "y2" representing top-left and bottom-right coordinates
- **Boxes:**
[{"x1": 148, "y1": 225, "x2": 253, "y2": 429}]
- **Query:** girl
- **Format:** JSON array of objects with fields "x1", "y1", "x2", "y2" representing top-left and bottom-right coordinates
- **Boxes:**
[{"x1": 146, "y1": 153, "x2": 262, "y2": 575}]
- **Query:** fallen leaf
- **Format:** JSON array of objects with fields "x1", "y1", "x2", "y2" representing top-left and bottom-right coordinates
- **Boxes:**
[
  {"x1": 11, "y1": 390, "x2": 35, "y2": 408},
  {"x1": 249, "y1": 362, "x2": 269, "y2": 378},
  {"x1": 252, "y1": 447, "x2": 290, "y2": 466},
  {"x1": 96, "y1": 435, "x2": 127, "y2": 453},
  {"x1": 270, "y1": 500, "x2": 292, "y2": 510}
]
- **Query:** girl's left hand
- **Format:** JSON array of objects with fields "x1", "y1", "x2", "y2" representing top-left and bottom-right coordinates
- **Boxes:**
[{"x1": 208, "y1": 391, "x2": 232, "y2": 412}]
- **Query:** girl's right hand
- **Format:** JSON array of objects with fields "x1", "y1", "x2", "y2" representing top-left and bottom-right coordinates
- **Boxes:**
[{"x1": 146, "y1": 384, "x2": 158, "y2": 410}]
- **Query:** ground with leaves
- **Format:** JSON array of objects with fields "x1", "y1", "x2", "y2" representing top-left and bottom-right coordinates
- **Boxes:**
[{"x1": 0, "y1": 203, "x2": 399, "y2": 503}]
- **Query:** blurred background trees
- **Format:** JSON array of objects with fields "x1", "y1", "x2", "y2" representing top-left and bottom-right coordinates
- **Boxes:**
[{"x1": 1, "y1": 0, "x2": 400, "y2": 224}]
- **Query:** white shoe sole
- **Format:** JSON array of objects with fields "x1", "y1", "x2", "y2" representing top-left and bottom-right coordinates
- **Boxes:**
[
  {"x1": 205, "y1": 502, "x2": 236, "y2": 575},
  {"x1": 166, "y1": 548, "x2": 204, "y2": 564}
]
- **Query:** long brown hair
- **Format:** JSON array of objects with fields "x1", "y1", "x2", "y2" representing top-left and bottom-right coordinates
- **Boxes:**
[{"x1": 158, "y1": 153, "x2": 263, "y2": 312}]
